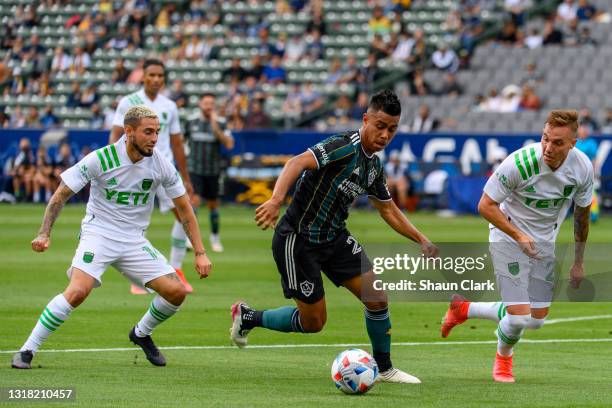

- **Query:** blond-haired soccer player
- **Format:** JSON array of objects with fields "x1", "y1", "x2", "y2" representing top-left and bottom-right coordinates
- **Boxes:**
[
  {"x1": 12, "y1": 106, "x2": 212, "y2": 369},
  {"x1": 441, "y1": 110, "x2": 593, "y2": 382}
]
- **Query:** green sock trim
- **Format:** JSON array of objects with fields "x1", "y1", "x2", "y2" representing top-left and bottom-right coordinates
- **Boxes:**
[
  {"x1": 39, "y1": 316, "x2": 57, "y2": 331},
  {"x1": 171, "y1": 238, "x2": 187, "y2": 248},
  {"x1": 44, "y1": 307, "x2": 64, "y2": 324},
  {"x1": 497, "y1": 327, "x2": 519, "y2": 345},
  {"x1": 149, "y1": 305, "x2": 169, "y2": 322},
  {"x1": 497, "y1": 303, "x2": 506, "y2": 321}
]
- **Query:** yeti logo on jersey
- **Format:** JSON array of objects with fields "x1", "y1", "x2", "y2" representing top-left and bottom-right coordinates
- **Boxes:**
[
  {"x1": 346, "y1": 236, "x2": 362, "y2": 254},
  {"x1": 368, "y1": 168, "x2": 377, "y2": 187},
  {"x1": 563, "y1": 185, "x2": 575, "y2": 197},
  {"x1": 141, "y1": 179, "x2": 153, "y2": 191},
  {"x1": 508, "y1": 262, "x2": 520, "y2": 276},
  {"x1": 300, "y1": 280, "x2": 314, "y2": 297},
  {"x1": 83, "y1": 252, "x2": 94, "y2": 263},
  {"x1": 104, "y1": 189, "x2": 150, "y2": 206}
]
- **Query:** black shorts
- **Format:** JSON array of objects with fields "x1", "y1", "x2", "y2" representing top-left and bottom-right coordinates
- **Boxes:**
[
  {"x1": 272, "y1": 217, "x2": 372, "y2": 304},
  {"x1": 190, "y1": 173, "x2": 220, "y2": 200}
]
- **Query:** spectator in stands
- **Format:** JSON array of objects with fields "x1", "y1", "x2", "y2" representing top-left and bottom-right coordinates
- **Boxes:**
[
  {"x1": 0, "y1": 108, "x2": 9, "y2": 128},
  {"x1": 0, "y1": 62, "x2": 11, "y2": 95},
  {"x1": 9, "y1": 105, "x2": 25, "y2": 127},
  {"x1": 368, "y1": 5, "x2": 391, "y2": 38},
  {"x1": 25, "y1": 34, "x2": 47, "y2": 76},
  {"x1": 360, "y1": 53, "x2": 382, "y2": 91},
  {"x1": 282, "y1": 83, "x2": 303, "y2": 128},
  {"x1": 127, "y1": 59, "x2": 144, "y2": 84},
  {"x1": 103, "y1": 99, "x2": 119, "y2": 130},
  {"x1": 350, "y1": 91, "x2": 369, "y2": 121},
  {"x1": 504, "y1": 0, "x2": 531, "y2": 26},
  {"x1": 409, "y1": 68, "x2": 432, "y2": 96},
  {"x1": 521, "y1": 62, "x2": 544, "y2": 85},
  {"x1": 406, "y1": 104, "x2": 440, "y2": 133},
  {"x1": 579, "y1": 108, "x2": 600, "y2": 132},
  {"x1": 185, "y1": 34, "x2": 204, "y2": 61},
  {"x1": 436, "y1": 73, "x2": 463, "y2": 97},
  {"x1": 325, "y1": 59, "x2": 344, "y2": 85},
  {"x1": 83, "y1": 31, "x2": 100, "y2": 55},
  {"x1": 273, "y1": 32, "x2": 288, "y2": 58},
  {"x1": 285, "y1": 34, "x2": 306, "y2": 63},
  {"x1": 384, "y1": 150, "x2": 410, "y2": 210},
  {"x1": 443, "y1": 10, "x2": 463, "y2": 33},
  {"x1": 111, "y1": 58, "x2": 130, "y2": 84},
  {"x1": 481, "y1": 87, "x2": 502, "y2": 112},
  {"x1": 106, "y1": 25, "x2": 131, "y2": 51},
  {"x1": 331, "y1": 94, "x2": 352, "y2": 118},
  {"x1": 246, "y1": 54, "x2": 265, "y2": 80},
  {"x1": 542, "y1": 19, "x2": 564, "y2": 45},
  {"x1": 90, "y1": 103, "x2": 105, "y2": 129},
  {"x1": 496, "y1": 20, "x2": 519, "y2": 45},
  {"x1": 338, "y1": 54, "x2": 359, "y2": 85},
  {"x1": 519, "y1": 84, "x2": 541, "y2": 111},
  {"x1": 78, "y1": 83, "x2": 99, "y2": 108},
  {"x1": 33, "y1": 145, "x2": 53, "y2": 203},
  {"x1": 52, "y1": 142, "x2": 76, "y2": 187},
  {"x1": 524, "y1": 28, "x2": 543, "y2": 49},
  {"x1": 245, "y1": 99, "x2": 271, "y2": 129},
  {"x1": 299, "y1": 82, "x2": 323, "y2": 118},
  {"x1": 498, "y1": 84, "x2": 521, "y2": 112},
  {"x1": 409, "y1": 29, "x2": 428, "y2": 69},
  {"x1": 50, "y1": 47, "x2": 71, "y2": 73},
  {"x1": 227, "y1": 105, "x2": 246, "y2": 131},
  {"x1": 24, "y1": 106, "x2": 41, "y2": 128},
  {"x1": 305, "y1": 29, "x2": 324, "y2": 61},
  {"x1": 576, "y1": 123, "x2": 598, "y2": 160},
  {"x1": 306, "y1": 7, "x2": 326, "y2": 36},
  {"x1": 370, "y1": 33, "x2": 390, "y2": 60},
  {"x1": 9, "y1": 137, "x2": 36, "y2": 201},
  {"x1": 576, "y1": 0, "x2": 600, "y2": 21},
  {"x1": 69, "y1": 46, "x2": 91, "y2": 75},
  {"x1": 386, "y1": 0, "x2": 411, "y2": 13},
  {"x1": 166, "y1": 79, "x2": 188, "y2": 108},
  {"x1": 262, "y1": 55, "x2": 287, "y2": 84},
  {"x1": 431, "y1": 43, "x2": 459, "y2": 73},
  {"x1": 391, "y1": 31, "x2": 415, "y2": 62},
  {"x1": 23, "y1": 6, "x2": 38, "y2": 28},
  {"x1": 202, "y1": 33, "x2": 221, "y2": 60},
  {"x1": 557, "y1": 0, "x2": 578, "y2": 24},
  {"x1": 40, "y1": 105, "x2": 59, "y2": 129},
  {"x1": 602, "y1": 108, "x2": 612, "y2": 134},
  {"x1": 578, "y1": 26, "x2": 598, "y2": 46}
]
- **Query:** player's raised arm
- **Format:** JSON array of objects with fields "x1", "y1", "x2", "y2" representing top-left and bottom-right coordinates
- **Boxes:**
[
  {"x1": 31, "y1": 181, "x2": 75, "y2": 252},
  {"x1": 255, "y1": 150, "x2": 318, "y2": 230},
  {"x1": 172, "y1": 194, "x2": 212, "y2": 279}
]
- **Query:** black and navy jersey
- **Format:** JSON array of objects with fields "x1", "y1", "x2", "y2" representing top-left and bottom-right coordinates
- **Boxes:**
[{"x1": 283, "y1": 130, "x2": 391, "y2": 244}]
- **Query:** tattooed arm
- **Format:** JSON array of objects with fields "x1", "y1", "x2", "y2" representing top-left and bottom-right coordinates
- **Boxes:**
[
  {"x1": 173, "y1": 194, "x2": 212, "y2": 278},
  {"x1": 570, "y1": 204, "x2": 591, "y2": 288},
  {"x1": 31, "y1": 181, "x2": 75, "y2": 252}
]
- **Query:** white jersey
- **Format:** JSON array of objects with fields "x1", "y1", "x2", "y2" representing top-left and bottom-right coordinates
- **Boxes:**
[
  {"x1": 484, "y1": 143, "x2": 593, "y2": 243},
  {"x1": 61, "y1": 137, "x2": 186, "y2": 242},
  {"x1": 112, "y1": 89, "x2": 181, "y2": 162}
]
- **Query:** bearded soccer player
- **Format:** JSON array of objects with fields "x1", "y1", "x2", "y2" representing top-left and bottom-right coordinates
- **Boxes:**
[
  {"x1": 230, "y1": 90, "x2": 438, "y2": 384},
  {"x1": 110, "y1": 58, "x2": 194, "y2": 294},
  {"x1": 12, "y1": 106, "x2": 212, "y2": 369},
  {"x1": 440, "y1": 110, "x2": 593, "y2": 383}
]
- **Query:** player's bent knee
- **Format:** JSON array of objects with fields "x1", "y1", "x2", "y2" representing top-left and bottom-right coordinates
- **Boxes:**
[
  {"x1": 364, "y1": 301, "x2": 388, "y2": 310},
  {"x1": 507, "y1": 313, "x2": 531, "y2": 331},
  {"x1": 527, "y1": 317, "x2": 546, "y2": 330},
  {"x1": 300, "y1": 316, "x2": 326, "y2": 333},
  {"x1": 63, "y1": 286, "x2": 91, "y2": 307}
]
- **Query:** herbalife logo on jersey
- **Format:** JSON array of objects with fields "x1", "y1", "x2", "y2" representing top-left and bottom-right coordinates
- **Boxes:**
[{"x1": 141, "y1": 179, "x2": 153, "y2": 191}]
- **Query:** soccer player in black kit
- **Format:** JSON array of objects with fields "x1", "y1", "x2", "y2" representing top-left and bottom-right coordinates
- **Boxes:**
[{"x1": 230, "y1": 90, "x2": 438, "y2": 383}]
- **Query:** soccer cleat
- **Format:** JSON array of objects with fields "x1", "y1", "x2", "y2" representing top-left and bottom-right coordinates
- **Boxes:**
[
  {"x1": 129, "y1": 327, "x2": 166, "y2": 366},
  {"x1": 130, "y1": 284, "x2": 148, "y2": 295},
  {"x1": 440, "y1": 294, "x2": 470, "y2": 338},
  {"x1": 230, "y1": 301, "x2": 251, "y2": 348},
  {"x1": 174, "y1": 268, "x2": 193, "y2": 293},
  {"x1": 210, "y1": 234, "x2": 224, "y2": 253},
  {"x1": 11, "y1": 350, "x2": 33, "y2": 369},
  {"x1": 376, "y1": 367, "x2": 421, "y2": 384},
  {"x1": 493, "y1": 352, "x2": 515, "y2": 383}
]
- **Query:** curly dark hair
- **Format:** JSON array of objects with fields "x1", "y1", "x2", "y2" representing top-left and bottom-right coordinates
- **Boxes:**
[{"x1": 368, "y1": 89, "x2": 401, "y2": 117}]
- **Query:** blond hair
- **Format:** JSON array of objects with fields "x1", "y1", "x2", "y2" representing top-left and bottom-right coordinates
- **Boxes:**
[
  {"x1": 546, "y1": 110, "x2": 579, "y2": 133},
  {"x1": 124, "y1": 105, "x2": 158, "y2": 129}
]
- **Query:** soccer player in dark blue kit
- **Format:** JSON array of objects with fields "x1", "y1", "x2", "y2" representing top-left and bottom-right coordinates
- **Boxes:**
[{"x1": 230, "y1": 90, "x2": 438, "y2": 383}]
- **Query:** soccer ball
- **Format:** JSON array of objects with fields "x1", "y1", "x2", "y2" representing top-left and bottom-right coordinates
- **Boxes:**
[{"x1": 331, "y1": 349, "x2": 378, "y2": 394}]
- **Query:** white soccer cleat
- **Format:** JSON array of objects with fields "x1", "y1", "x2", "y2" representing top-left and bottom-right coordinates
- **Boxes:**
[
  {"x1": 230, "y1": 301, "x2": 250, "y2": 348},
  {"x1": 376, "y1": 368, "x2": 421, "y2": 384},
  {"x1": 210, "y1": 234, "x2": 224, "y2": 253}
]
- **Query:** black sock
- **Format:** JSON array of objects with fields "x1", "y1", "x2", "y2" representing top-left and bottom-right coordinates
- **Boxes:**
[
  {"x1": 240, "y1": 308, "x2": 264, "y2": 330},
  {"x1": 373, "y1": 351, "x2": 392, "y2": 372}
]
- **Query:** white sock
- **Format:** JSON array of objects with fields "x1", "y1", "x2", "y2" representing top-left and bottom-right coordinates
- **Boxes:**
[
  {"x1": 169, "y1": 220, "x2": 187, "y2": 269},
  {"x1": 33, "y1": 191, "x2": 40, "y2": 203},
  {"x1": 21, "y1": 294, "x2": 74, "y2": 353},
  {"x1": 496, "y1": 314, "x2": 529, "y2": 356},
  {"x1": 134, "y1": 295, "x2": 180, "y2": 337},
  {"x1": 526, "y1": 317, "x2": 546, "y2": 330},
  {"x1": 468, "y1": 302, "x2": 506, "y2": 322}
]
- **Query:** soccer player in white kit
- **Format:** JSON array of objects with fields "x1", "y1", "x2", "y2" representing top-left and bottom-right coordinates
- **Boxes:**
[
  {"x1": 109, "y1": 58, "x2": 194, "y2": 294},
  {"x1": 11, "y1": 106, "x2": 212, "y2": 369},
  {"x1": 440, "y1": 110, "x2": 593, "y2": 382}
]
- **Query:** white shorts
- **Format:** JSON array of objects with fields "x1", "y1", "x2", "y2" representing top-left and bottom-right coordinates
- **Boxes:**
[
  {"x1": 69, "y1": 231, "x2": 175, "y2": 289},
  {"x1": 489, "y1": 228, "x2": 556, "y2": 308},
  {"x1": 156, "y1": 185, "x2": 175, "y2": 213}
]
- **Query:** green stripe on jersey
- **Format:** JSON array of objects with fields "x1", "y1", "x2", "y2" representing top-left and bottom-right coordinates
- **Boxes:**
[
  {"x1": 96, "y1": 150, "x2": 108, "y2": 172},
  {"x1": 110, "y1": 144, "x2": 121, "y2": 168},
  {"x1": 103, "y1": 147, "x2": 114, "y2": 170},
  {"x1": 514, "y1": 153, "x2": 528, "y2": 180},
  {"x1": 521, "y1": 149, "x2": 532, "y2": 177},
  {"x1": 530, "y1": 147, "x2": 540, "y2": 175}
]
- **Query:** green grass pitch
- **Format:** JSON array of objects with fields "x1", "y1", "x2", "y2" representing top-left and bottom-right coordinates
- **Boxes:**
[{"x1": 1, "y1": 204, "x2": 611, "y2": 407}]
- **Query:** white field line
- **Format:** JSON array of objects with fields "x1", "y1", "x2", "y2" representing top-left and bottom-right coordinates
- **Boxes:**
[
  {"x1": 2, "y1": 338, "x2": 612, "y2": 354},
  {"x1": 544, "y1": 314, "x2": 612, "y2": 325}
]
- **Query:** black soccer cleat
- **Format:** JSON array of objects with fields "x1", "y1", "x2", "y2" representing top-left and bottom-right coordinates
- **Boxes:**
[
  {"x1": 129, "y1": 327, "x2": 166, "y2": 366},
  {"x1": 11, "y1": 350, "x2": 33, "y2": 369}
]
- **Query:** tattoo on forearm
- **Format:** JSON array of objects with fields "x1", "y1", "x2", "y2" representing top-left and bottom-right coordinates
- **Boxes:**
[
  {"x1": 182, "y1": 219, "x2": 195, "y2": 245},
  {"x1": 39, "y1": 183, "x2": 74, "y2": 236},
  {"x1": 574, "y1": 205, "x2": 590, "y2": 262}
]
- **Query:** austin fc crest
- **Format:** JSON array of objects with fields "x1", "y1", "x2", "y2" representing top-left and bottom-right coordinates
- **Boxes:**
[{"x1": 300, "y1": 280, "x2": 314, "y2": 297}]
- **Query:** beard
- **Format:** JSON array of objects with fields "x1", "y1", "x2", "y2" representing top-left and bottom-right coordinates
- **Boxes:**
[{"x1": 134, "y1": 143, "x2": 153, "y2": 157}]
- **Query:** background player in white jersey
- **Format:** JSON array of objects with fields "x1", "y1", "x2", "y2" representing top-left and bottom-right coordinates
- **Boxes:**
[
  {"x1": 440, "y1": 110, "x2": 593, "y2": 383},
  {"x1": 11, "y1": 106, "x2": 212, "y2": 369},
  {"x1": 109, "y1": 58, "x2": 194, "y2": 294}
]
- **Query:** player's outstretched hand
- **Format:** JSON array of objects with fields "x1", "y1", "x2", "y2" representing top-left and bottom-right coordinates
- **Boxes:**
[
  {"x1": 516, "y1": 233, "x2": 540, "y2": 259},
  {"x1": 255, "y1": 198, "x2": 281, "y2": 230},
  {"x1": 195, "y1": 252, "x2": 212, "y2": 279},
  {"x1": 569, "y1": 263, "x2": 584, "y2": 289},
  {"x1": 31, "y1": 234, "x2": 50, "y2": 252},
  {"x1": 420, "y1": 241, "x2": 439, "y2": 258}
]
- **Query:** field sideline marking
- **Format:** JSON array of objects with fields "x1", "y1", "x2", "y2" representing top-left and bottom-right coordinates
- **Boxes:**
[
  {"x1": 544, "y1": 314, "x2": 612, "y2": 325},
  {"x1": 2, "y1": 338, "x2": 612, "y2": 354}
]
